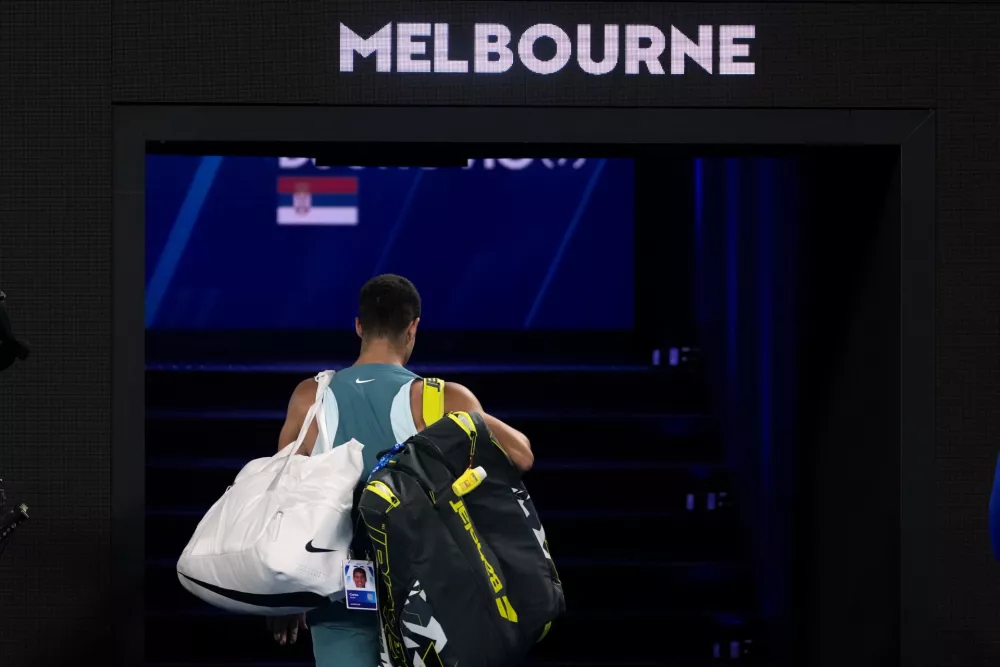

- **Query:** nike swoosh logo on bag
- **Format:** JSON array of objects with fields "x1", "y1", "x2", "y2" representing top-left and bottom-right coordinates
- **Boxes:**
[
  {"x1": 355, "y1": 378, "x2": 374, "y2": 384},
  {"x1": 305, "y1": 540, "x2": 336, "y2": 553}
]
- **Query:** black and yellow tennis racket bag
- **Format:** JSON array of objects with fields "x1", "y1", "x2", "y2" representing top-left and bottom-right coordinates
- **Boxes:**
[{"x1": 359, "y1": 383, "x2": 564, "y2": 667}]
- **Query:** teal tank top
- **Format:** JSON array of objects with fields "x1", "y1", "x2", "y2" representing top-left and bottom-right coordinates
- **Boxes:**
[
  {"x1": 321, "y1": 363, "x2": 421, "y2": 472},
  {"x1": 308, "y1": 363, "x2": 420, "y2": 628}
]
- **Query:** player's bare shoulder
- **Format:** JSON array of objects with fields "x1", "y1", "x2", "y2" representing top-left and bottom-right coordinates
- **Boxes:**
[
  {"x1": 410, "y1": 377, "x2": 427, "y2": 431},
  {"x1": 277, "y1": 376, "x2": 323, "y2": 455},
  {"x1": 290, "y1": 376, "x2": 317, "y2": 410},
  {"x1": 410, "y1": 378, "x2": 484, "y2": 432},
  {"x1": 444, "y1": 382, "x2": 481, "y2": 412}
]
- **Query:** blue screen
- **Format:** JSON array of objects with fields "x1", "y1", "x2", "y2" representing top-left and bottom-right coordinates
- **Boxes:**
[{"x1": 145, "y1": 155, "x2": 635, "y2": 330}]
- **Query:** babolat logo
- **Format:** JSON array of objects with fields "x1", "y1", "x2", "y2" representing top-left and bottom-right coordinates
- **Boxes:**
[
  {"x1": 340, "y1": 22, "x2": 756, "y2": 76},
  {"x1": 449, "y1": 498, "x2": 519, "y2": 622},
  {"x1": 449, "y1": 499, "x2": 503, "y2": 593},
  {"x1": 364, "y1": 525, "x2": 404, "y2": 660}
]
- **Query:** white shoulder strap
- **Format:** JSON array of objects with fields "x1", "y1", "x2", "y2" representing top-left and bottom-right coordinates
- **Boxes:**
[
  {"x1": 313, "y1": 370, "x2": 335, "y2": 453},
  {"x1": 269, "y1": 371, "x2": 335, "y2": 489}
]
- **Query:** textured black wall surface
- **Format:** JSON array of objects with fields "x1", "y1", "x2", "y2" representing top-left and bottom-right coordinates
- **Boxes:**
[
  {"x1": 1, "y1": 1, "x2": 113, "y2": 666},
  {"x1": 2, "y1": 1, "x2": 999, "y2": 666}
]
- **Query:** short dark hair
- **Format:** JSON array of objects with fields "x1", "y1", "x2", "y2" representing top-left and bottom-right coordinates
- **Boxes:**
[
  {"x1": 353, "y1": 567, "x2": 367, "y2": 579},
  {"x1": 358, "y1": 274, "x2": 421, "y2": 341}
]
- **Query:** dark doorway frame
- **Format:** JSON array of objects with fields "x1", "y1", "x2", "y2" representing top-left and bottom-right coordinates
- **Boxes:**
[{"x1": 113, "y1": 105, "x2": 934, "y2": 667}]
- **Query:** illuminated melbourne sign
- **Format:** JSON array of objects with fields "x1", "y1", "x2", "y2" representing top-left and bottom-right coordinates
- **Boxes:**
[{"x1": 339, "y1": 22, "x2": 756, "y2": 76}]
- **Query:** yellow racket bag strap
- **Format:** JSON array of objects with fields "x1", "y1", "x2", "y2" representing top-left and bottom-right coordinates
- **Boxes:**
[{"x1": 422, "y1": 378, "x2": 446, "y2": 426}]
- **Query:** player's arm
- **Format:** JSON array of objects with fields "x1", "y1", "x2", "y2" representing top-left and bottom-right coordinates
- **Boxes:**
[
  {"x1": 276, "y1": 378, "x2": 320, "y2": 456},
  {"x1": 444, "y1": 382, "x2": 534, "y2": 473}
]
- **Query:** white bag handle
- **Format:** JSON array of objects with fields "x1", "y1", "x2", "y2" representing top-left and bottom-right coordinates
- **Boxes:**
[
  {"x1": 268, "y1": 370, "x2": 335, "y2": 490},
  {"x1": 313, "y1": 371, "x2": 333, "y2": 453}
]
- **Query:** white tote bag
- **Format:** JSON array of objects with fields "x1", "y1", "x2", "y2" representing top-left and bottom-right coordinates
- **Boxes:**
[{"x1": 176, "y1": 370, "x2": 365, "y2": 615}]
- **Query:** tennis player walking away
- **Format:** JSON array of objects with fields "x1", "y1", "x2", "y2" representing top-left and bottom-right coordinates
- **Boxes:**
[{"x1": 266, "y1": 274, "x2": 533, "y2": 667}]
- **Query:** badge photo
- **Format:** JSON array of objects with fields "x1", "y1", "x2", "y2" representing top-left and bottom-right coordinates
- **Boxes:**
[{"x1": 343, "y1": 559, "x2": 378, "y2": 611}]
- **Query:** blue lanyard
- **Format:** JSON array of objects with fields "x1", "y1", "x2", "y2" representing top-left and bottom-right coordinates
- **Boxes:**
[{"x1": 367, "y1": 442, "x2": 405, "y2": 482}]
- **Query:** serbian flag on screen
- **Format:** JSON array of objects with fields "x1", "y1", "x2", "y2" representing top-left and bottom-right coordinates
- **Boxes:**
[{"x1": 276, "y1": 176, "x2": 358, "y2": 225}]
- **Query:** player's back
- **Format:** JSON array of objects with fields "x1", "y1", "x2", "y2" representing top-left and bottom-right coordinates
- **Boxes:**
[{"x1": 314, "y1": 363, "x2": 421, "y2": 474}]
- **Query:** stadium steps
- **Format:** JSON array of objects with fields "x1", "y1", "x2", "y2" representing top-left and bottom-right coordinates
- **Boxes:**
[
  {"x1": 145, "y1": 412, "x2": 720, "y2": 463},
  {"x1": 144, "y1": 362, "x2": 762, "y2": 665},
  {"x1": 145, "y1": 608, "x2": 760, "y2": 664},
  {"x1": 145, "y1": 364, "x2": 710, "y2": 414}
]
